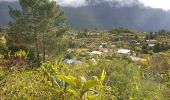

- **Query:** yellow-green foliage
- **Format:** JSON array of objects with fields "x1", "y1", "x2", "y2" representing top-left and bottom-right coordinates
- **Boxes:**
[
  {"x1": 0, "y1": 69, "x2": 58, "y2": 99},
  {"x1": 14, "y1": 49, "x2": 28, "y2": 58},
  {"x1": 109, "y1": 64, "x2": 163, "y2": 100},
  {"x1": 0, "y1": 67, "x2": 5, "y2": 80},
  {"x1": 0, "y1": 57, "x2": 168, "y2": 99},
  {"x1": 0, "y1": 36, "x2": 7, "y2": 54},
  {"x1": 0, "y1": 36, "x2": 6, "y2": 44},
  {"x1": 0, "y1": 54, "x2": 4, "y2": 60},
  {"x1": 41, "y1": 59, "x2": 114, "y2": 100}
]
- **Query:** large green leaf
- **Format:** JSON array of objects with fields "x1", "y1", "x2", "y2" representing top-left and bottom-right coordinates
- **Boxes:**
[
  {"x1": 57, "y1": 75, "x2": 81, "y2": 87},
  {"x1": 68, "y1": 89, "x2": 81, "y2": 99},
  {"x1": 100, "y1": 69, "x2": 106, "y2": 83},
  {"x1": 54, "y1": 55, "x2": 63, "y2": 70},
  {"x1": 81, "y1": 80, "x2": 100, "y2": 92},
  {"x1": 80, "y1": 77, "x2": 87, "y2": 83}
]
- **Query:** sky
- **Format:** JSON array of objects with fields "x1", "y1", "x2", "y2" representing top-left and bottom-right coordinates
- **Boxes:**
[
  {"x1": 0, "y1": 0, "x2": 170, "y2": 10},
  {"x1": 141, "y1": 0, "x2": 170, "y2": 10}
]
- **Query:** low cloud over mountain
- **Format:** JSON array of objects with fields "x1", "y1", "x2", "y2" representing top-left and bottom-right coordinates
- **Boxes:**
[
  {"x1": 55, "y1": 0, "x2": 142, "y2": 8},
  {"x1": 1, "y1": 0, "x2": 170, "y2": 31}
]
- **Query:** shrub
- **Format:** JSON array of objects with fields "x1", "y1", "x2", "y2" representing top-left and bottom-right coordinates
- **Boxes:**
[
  {"x1": 0, "y1": 70, "x2": 58, "y2": 99},
  {"x1": 0, "y1": 50, "x2": 30, "y2": 68},
  {"x1": 41, "y1": 59, "x2": 114, "y2": 100},
  {"x1": 0, "y1": 67, "x2": 5, "y2": 80},
  {"x1": 14, "y1": 49, "x2": 28, "y2": 59}
]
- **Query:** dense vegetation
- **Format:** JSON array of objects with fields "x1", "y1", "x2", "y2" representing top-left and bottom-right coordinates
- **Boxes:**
[
  {"x1": 0, "y1": 56, "x2": 169, "y2": 99},
  {"x1": 0, "y1": 0, "x2": 170, "y2": 100}
]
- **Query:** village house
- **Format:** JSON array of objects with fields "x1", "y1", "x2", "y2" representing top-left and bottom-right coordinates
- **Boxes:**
[
  {"x1": 63, "y1": 59, "x2": 82, "y2": 64},
  {"x1": 130, "y1": 40, "x2": 137, "y2": 44},
  {"x1": 117, "y1": 49, "x2": 133, "y2": 55},
  {"x1": 111, "y1": 45, "x2": 116, "y2": 48},
  {"x1": 89, "y1": 51, "x2": 103, "y2": 55},
  {"x1": 87, "y1": 32, "x2": 100, "y2": 36},
  {"x1": 99, "y1": 43, "x2": 107, "y2": 48},
  {"x1": 146, "y1": 39, "x2": 157, "y2": 47},
  {"x1": 146, "y1": 39, "x2": 157, "y2": 43}
]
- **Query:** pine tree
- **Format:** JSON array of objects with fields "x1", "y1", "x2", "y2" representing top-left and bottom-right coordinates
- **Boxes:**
[{"x1": 8, "y1": 0, "x2": 65, "y2": 66}]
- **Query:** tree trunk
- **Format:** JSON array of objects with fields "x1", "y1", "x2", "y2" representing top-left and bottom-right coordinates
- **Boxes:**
[
  {"x1": 36, "y1": 33, "x2": 40, "y2": 67},
  {"x1": 42, "y1": 32, "x2": 46, "y2": 62},
  {"x1": 42, "y1": 21, "x2": 47, "y2": 62}
]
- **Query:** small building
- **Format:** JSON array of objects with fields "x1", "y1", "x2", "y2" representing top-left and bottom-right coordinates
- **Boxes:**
[
  {"x1": 146, "y1": 39, "x2": 157, "y2": 47},
  {"x1": 99, "y1": 43, "x2": 107, "y2": 48},
  {"x1": 101, "y1": 43, "x2": 107, "y2": 45},
  {"x1": 117, "y1": 49, "x2": 132, "y2": 55},
  {"x1": 90, "y1": 51, "x2": 103, "y2": 55},
  {"x1": 146, "y1": 39, "x2": 157, "y2": 44},
  {"x1": 99, "y1": 45, "x2": 103, "y2": 48},
  {"x1": 111, "y1": 45, "x2": 116, "y2": 48},
  {"x1": 63, "y1": 59, "x2": 82, "y2": 64},
  {"x1": 87, "y1": 32, "x2": 100, "y2": 36},
  {"x1": 148, "y1": 44, "x2": 156, "y2": 47},
  {"x1": 130, "y1": 40, "x2": 137, "y2": 43},
  {"x1": 136, "y1": 42, "x2": 140, "y2": 45}
]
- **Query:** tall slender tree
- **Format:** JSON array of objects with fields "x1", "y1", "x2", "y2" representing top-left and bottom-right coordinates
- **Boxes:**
[{"x1": 8, "y1": 0, "x2": 65, "y2": 66}]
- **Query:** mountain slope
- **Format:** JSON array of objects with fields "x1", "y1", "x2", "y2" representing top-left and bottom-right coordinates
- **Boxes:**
[
  {"x1": 0, "y1": 1, "x2": 170, "y2": 31},
  {"x1": 63, "y1": 1, "x2": 170, "y2": 31},
  {"x1": 0, "y1": 1, "x2": 20, "y2": 26}
]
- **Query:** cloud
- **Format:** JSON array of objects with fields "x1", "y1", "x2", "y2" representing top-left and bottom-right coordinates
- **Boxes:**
[
  {"x1": 55, "y1": 0, "x2": 140, "y2": 8},
  {"x1": 0, "y1": 0, "x2": 17, "y2": 1},
  {"x1": 140, "y1": 0, "x2": 170, "y2": 10},
  {"x1": 55, "y1": 0, "x2": 87, "y2": 7},
  {"x1": 104, "y1": 0, "x2": 142, "y2": 7},
  {"x1": 55, "y1": 0, "x2": 170, "y2": 10},
  {"x1": 1, "y1": 0, "x2": 170, "y2": 10}
]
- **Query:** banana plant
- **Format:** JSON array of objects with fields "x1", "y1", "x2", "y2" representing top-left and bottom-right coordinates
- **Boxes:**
[
  {"x1": 40, "y1": 56, "x2": 68, "y2": 100},
  {"x1": 41, "y1": 56, "x2": 112, "y2": 100},
  {"x1": 56, "y1": 70, "x2": 108, "y2": 100},
  {"x1": 57, "y1": 75, "x2": 99, "y2": 99}
]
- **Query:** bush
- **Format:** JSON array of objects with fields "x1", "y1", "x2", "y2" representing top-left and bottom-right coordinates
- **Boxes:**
[
  {"x1": 0, "y1": 56, "x2": 167, "y2": 99},
  {"x1": 0, "y1": 69, "x2": 58, "y2": 99},
  {"x1": 0, "y1": 67, "x2": 5, "y2": 80},
  {"x1": 41, "y1": 61, "x2": 114, "y2": 100},
  {"x1": 108, "y1": 63, "x2": 163, "y2": 100},
  {"x1": 0, "y1": 50, "x2": 31, "y2": 68},
  {"x1": 8, "y1": 46, "x2": 36, "y2": 62}
]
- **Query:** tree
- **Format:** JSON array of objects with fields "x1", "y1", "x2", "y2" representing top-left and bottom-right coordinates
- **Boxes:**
[
  {"x1": 77, "y1": 30, "x2": 88, "y2": 38},
  {"x1": 135, "y1": 35, "x2": 139, "y2": 40},
  {"x1": 38, "y1": 0, "x2": 65, "y2": 61},
  {"x1": 146, "y1": 32, "x2": 156, "y2": 40},
  {"x1": 153, "y1": 43, "x2": 161, "y2": 52},
  {"x1": 142, "y1": 44, "x2": 150, "y2": 54},
  {"x1": 8, "y1": 0, "x2": 65, "y2": 66}
]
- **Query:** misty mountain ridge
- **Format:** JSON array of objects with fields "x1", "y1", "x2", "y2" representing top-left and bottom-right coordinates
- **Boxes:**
[
  {"x1": 86, "y1": 0, "x2": 144, "y2": 8},
  {"x1": 0, "y1": 1, "x2": 170, "y2": 31}
]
